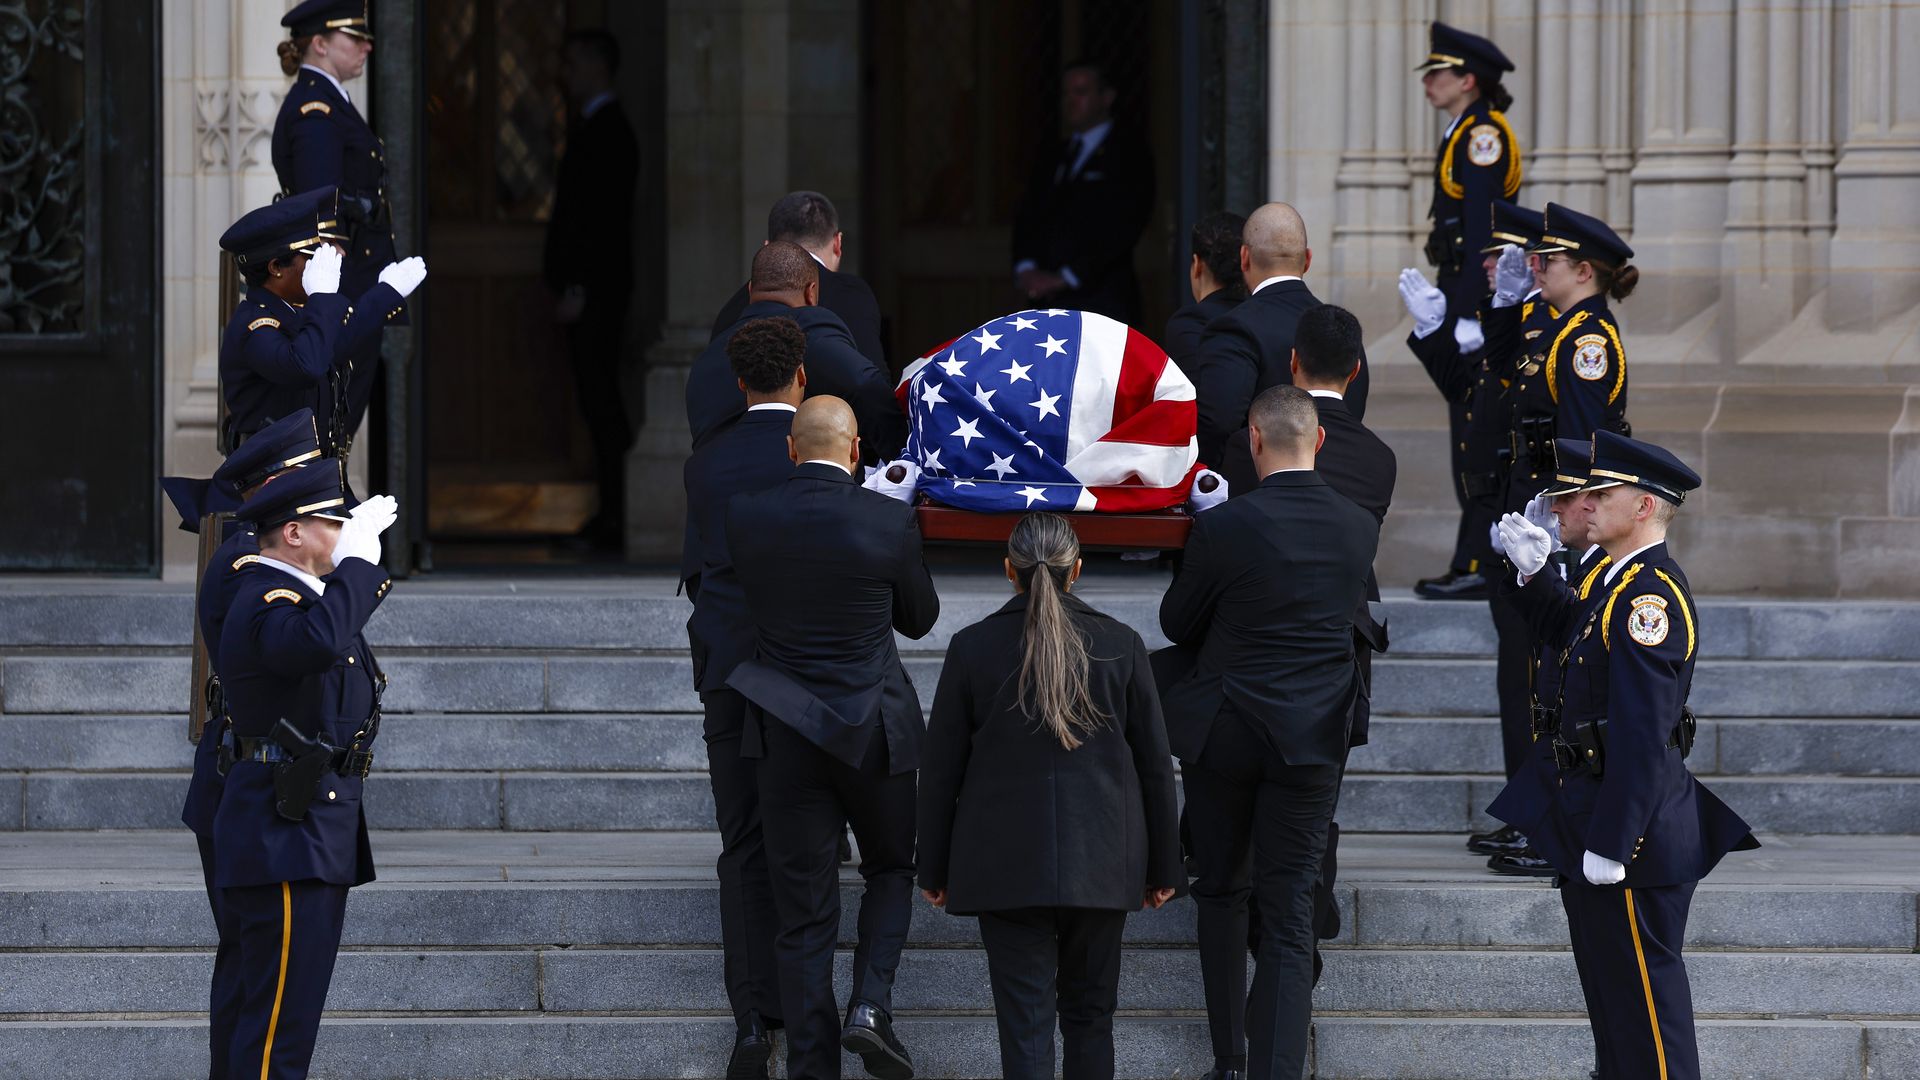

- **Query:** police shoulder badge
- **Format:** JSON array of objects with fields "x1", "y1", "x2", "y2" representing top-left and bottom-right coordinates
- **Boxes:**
[
  {"x1": 231, "y1": 554, "x2": 262, "y2": 572},
  {"x1": 248, "y1": 317, "x2": 282, "y2": 332},
  {"x1": 1627, "y1": 594, "x2": 1670, "y2": 647},
  {"x1": 299, "y1": 100, "x2": 332, "y2": 116},
  {"x1": 263, "y1": 588, "x2": 303, "y2": 605},
  {"x1": 1468, "y1": 124, "x2": 1504, "y2": 166},
  {"x1": 1572, "y1": 333, "x2": 1609, "y2": 381}
]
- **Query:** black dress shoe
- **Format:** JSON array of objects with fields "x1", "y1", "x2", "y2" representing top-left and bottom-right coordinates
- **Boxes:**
[
  {"x1": 842, "y1": 1001, "x2": 914, "y2": 1080},
  {"x1": 1202, "y1": 1068, "x2": 1245, "y2": 1080},
  {"x1": 727, "y1": 1011, "x2": 773, "y2": 1080},
  {"x1": 1467, "y1": 824, "x2": 1531, "y2": 856},
  {"x1": 1488, "y1": 848, "x2": 1557, "y2": 877},
  {"x1": 1414, "y1": 569, "x2": 1489, "y2": 600}
]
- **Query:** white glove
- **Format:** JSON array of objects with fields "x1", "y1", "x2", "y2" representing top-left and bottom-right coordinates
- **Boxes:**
[
  {"x1": 1188, "y1": 469, "x2": 1229, "y2": 513},
  {"x1": 378, "y1": 256, "x2": 428, "y2": 299},
  {"x1": 1583, "y1": 849, "x2": 1627, "y2": 886},
  {"x1": 861, "y1": 460, "x2": 921, "y2": 504},
  {"x1": 1398, "y1": 268, "x2": 1446, "y2": 338},
  {"x1": 1522, "y1": 495, "x2": 1565, "y2": 553},
  {"x1": 1488, "y1": 521, "x2": 1508, "y2": 558},
  {"x1": 1492, "y1": 245, "x2": 1531, "y2": 308},
  {"x1": 1497, "y1": 512, "x2": 1554, "y2": 577},
  {"x1": 1453, "y1": 316, "x2": 1484, "y2": 354},
  {"x1": 302, "y1": 243, "x2": 342, "y2": 295},
  {"x1": 331, "y1": 495, "x2": 398, "y2": 569}
]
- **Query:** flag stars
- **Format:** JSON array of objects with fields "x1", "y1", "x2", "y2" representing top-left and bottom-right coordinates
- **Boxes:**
[
  {"x1": 1037, "y1": 334, "x2": 1069, "y2": 358},
  {"x1": 1001, "y1": 359, "x2": 1033, "y2": 384},
  {"x1": 1030, "y1": 388, "x2": 1062, "y2": 421},
  {"x1": 938, "y1": 355, "x2": 967, "y2": 377},
  {"x1": 1043, "y1": 308, "x2": 1071, "y2": 317},
  {"x1": 951, "y1": 417, "x2": 984, "y2": 448},
  {"x1": 986, "y1": 452, "x2": 1018, "y2": 479},
  {"x1": 919, "y1": 380, "x2": 947, "y2": 410},
  {"x1": 1016, "y1": 486, "x2": 1049, "y2": 507},
  {"x1": 972, "y1": 382, "x2": 997, "y2": 408},
  {"x1": 1007, "y1": 315, "x2": 1038, "y2": 332},
  {"x1": 971, "y1": 327, "x2": 1003, "y2": 354},
  {"x1": 921, "y1": 447, "x2": 943, "y2": 473}
]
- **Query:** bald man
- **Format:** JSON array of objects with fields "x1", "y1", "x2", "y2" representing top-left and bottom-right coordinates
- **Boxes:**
[
  {"x1": 1191, "y1": 204, "x2": 1370, "y2": 471},
  {"x1": 724, "y1": 395, "x2": 940, "y2": 1080},
  {"x1": 690, "y1": 241, "x2": 903, "y2": 461}
]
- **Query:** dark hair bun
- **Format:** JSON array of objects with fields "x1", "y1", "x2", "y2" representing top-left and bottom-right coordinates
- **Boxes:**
[
  {"x1": 277, "y1": 39, "x2": 305, "y2": 78},
  {"x1": 1609, "y1": 264, "x2": 1640, "y2": 302}
]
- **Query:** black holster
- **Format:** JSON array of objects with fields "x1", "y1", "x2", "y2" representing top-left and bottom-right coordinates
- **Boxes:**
[
  {"x1": 1553, "y1": 708, "x2": 1697, "y2": 778},
  {"x1": 269, "y1": 719, "x2": 341, "y2": 822},
  {"x1": 1424, "y1": 221, "x2": 1464, "y2": 277}
]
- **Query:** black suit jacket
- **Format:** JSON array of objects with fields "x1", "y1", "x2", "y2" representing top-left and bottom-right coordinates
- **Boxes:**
[
  {"x1": 1309, "y1": 395, "x2": 1397, "y2": 747},
  {"x1": 1191, "y1": 279, "x2": 1370, "y2": 467},
  {"x1": 682, "y1": 408, "x2": 797, "y2": 689},
  {"x1": 1011, "y1": 127, "x2": 1154, "y2": 323},
  {"x1": 917, "y1": 592, "x2": 1182, "y2": 914},
  {"x1": 726, "y1": 463, "x2": 940, "y2": 774},
  {"x1": 712, "y1": 265, "x2": 886, "y2": 371},
  {"x1": 543, "y1": 101, "x2": 641, "y2": 313},
  {"x1": 687, "y1": 301, "x2": 905, "y2": 461},
  {"x1": 1163, "y1": 289, "x2": 1242, "y2": 377},
  {"x1": 1156, "y1": 471, "x2": 1380, "y2": 766}
]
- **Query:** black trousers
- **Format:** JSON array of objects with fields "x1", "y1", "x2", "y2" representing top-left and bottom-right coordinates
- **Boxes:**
[
  {"x1": 1560, "y1": 878, "x2": 1700, "y2": 1080},
  {"x1": 703, "y1": 689, "x2": 781, "y2": 1030},
  {"x1": 977, "y1": 907, "x2": 1128, "y2": 1080},
  {"x1": 1182, "y1": 711, "x2": 1342, "y2": 1080},
  {"x1": 566, "y1": 303, "x2": 634, "y2": 531},
  {"x1": 1444, "y1": 394, "x2": 1480, "y2": 575},
  {"x1": 758, "y1": 717, "x2": 917, "y2": 1080},
  {"x1": 1487, "y1": 584, "x2": 1535, "y2": 779},
  {"x1": 197, "y1": 835, "x2": 244, "y2": 1080},
  {"x1": 220, "y1": 878, "x2": 349, "y2": 1080}
]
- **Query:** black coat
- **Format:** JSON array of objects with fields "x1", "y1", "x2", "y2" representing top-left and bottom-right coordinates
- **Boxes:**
[
  {"x1": 1163, "y1": 289, "x2": 1242, "y2": 377},
  {"x1": 917, "y1": 592, "x2": 1182, "y2": 914},
  {"x1": 272, "y1": 68, "x2": 396, "y2": 299},
  {"x1": 682, "y1": 407, "x2": 796, "y2": 689},
  {"x1": 1191, "y1": 279, "x2": 1370, "y2": 467},
  {"x1": 543, "y1": 100, "x2": 642, "y2": 313},
  {"x1": 1310, "y1": 395, "x2": 1397, "y2": 746},
  {"x1": 725, "y1": 462, "x2": 941, "y2": 774},
  {"x1": 688, "y1": 302, "x2": 905, "y2": 462},
  {"x1": 712, "y1": 265, "x2": 886, "y2": 372},
  {"x1": 1011, "y1": 127, "x2": 1154, "y2": 323},
  {"x1": 1156, "y1": 471, "x2": 1380, "y2": 767}
]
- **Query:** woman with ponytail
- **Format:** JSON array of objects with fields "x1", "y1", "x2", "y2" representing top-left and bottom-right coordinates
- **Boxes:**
[
  {"x1": 916, "y1": 513, "x2": 1181, "y2": 1080},
  {"x1": 1416, "y1": 21, "x2": 1523, "y2": 319}
]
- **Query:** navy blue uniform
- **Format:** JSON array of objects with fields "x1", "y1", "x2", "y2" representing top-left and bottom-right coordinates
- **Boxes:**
[
  {"x1": 212, "y1": 556, "x2": 390, "y2": 1079},
  {"x1": 1429, "y1": 100, "x2": 1522, "y2": 317},
  {"x1": 1489, "y1": 545, "x2": 1756, "y2": 1079},
  {"x1": 220, "y1": 284, "x2": 400, "y2": 452},
  {"x1": 272, "y1": 69, "x2": 397, "y2": 301}
]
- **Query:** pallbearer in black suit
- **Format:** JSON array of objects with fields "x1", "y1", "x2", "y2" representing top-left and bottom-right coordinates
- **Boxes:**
[
  {"x1": 545, "y1": 28, "x2": 642, "y2": 548},
  {"x1": 1164, "y1": 211, "x2": 1248, "y2": 373},
  {"x1": 1011, "y1": 60, "x2": 1154, "y2": 323},
  {"x1": 159, "y1": 410, "x2": 325, "y2": 1077},
  {"x1": 726, "y1": 398, "x2": 940, "y2": 1080},
  {"x1": 1489, "y1": 432, "x2": 1757, "y2": 1080},
  {"x1": 1417, "y1": 21, "x2": 1521, "y2": 320},
  {"x1": 1193, "y1": 204, "x2": 1369, "y2": 478},
  {"x1": 682, "y1": 318, "x2": 806, "y2": 1077},
  {"x1": 712, "y1": 192, "x2": 887, "y2": 370},
  {"x1": 1159, "y1": 386, "x2": 1380, "y2": 1080},
  {"x1": 213, "y1": 463, "x2": 397, "y2": 1080},
  {"x1": 218, "y1": 188, "x2": 424, "y2": 456},
  {"x1": 918, "y1": 514, "x2": 1182, "y2": 1080}
]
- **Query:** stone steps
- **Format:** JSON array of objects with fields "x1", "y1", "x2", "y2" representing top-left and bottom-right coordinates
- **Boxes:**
[{"x1": 6, "y1": 1014, "x2": 1913, "y2": 1080}]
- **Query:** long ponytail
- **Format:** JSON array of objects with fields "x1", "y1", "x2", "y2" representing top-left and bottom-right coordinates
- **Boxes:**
[{"x1": 1007, "y1": 513, "x2": 1105, "y2": 750}]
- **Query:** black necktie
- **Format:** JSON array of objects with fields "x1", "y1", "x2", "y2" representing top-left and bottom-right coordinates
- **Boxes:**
[{"x1": 1059, "y1": 135, "x2": 1084, "y2": 183}]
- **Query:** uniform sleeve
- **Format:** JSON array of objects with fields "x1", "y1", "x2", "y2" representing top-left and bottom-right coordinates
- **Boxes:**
[
  {"x1": 890, "y1": 506, "x2": 941, "y2": 640},
  {"x1": 1480, "y1": 300, "x2": 1526, "y2": 369},
  {"x1": 286, "y1": 109, "x2": 347, "y2": 192},
  {"x1": 1123, "y1": 632, "x2": 1185, "y2": 890},
  {"x1": 236, "y1": 294, "x2": 350, "y2": 387},
  {"x1": 1552, "y1": 318, "x2": 1626, "y2": 441},
  {"x1": 1441, "y1": 119, "x2": 1514, "y2": 315},
  {"x1": 249, "y1": 559, "x2": 391, "y2": 679},
  {"x1": 1159, "y1": 512, "x2": 1225, "y2": 646},
  {"x1": 1407, "y1": 317, "x2": 1473, "y2": 401},
  {"x1": 914, "y1": 636, "x2": 976, "y2": 894},
  {"x1": 1192, "y1": 321, "x2": 1260, "y2": 467},
  {"x1": 1587, "y1": 573, "x2": 1694, "y2": 864},
  {"x1": 1503, "y1": 568, "x2": 1585, "y2": 648}
]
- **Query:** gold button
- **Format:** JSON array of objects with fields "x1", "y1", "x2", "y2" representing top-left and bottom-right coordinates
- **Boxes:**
[
  {"x1": 348, "y1": 656, "x2": 356, "y2": 664},
  {"x1": 327, "y1": 791, "x2": 337, "y2": 801}
]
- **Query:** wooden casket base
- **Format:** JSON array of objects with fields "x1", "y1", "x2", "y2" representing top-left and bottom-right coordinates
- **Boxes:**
[{"x1": 916, "y1": 504, "x2": 1193, "y2": 551}]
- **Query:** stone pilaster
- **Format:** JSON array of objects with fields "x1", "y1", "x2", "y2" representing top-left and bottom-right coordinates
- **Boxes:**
[{"x1": 1826, "y1": 0, "x2": 1920, "y2": 333}]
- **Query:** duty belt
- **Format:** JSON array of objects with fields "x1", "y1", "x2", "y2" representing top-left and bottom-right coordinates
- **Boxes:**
[
  {"x1": 1550, "y1": 711, "x2": 1696, "y2": 775},
  {"x1": 235, "y1": 735, "x2": 375, "y2": 779}
]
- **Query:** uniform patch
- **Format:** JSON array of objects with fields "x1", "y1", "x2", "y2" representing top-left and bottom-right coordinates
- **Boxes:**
[
  {"x1": 247, "y1": 317, "x2": 282, "y2": 332},
  {"x1": 1572, "y1": 334, "x2": 1609, "y2": 381},
  {"x1": 231, "y1": 554, "x2": 262, "y2": 571},
  {"x1": 1627, "y1": 595, "x2": 1670, "y2": 647},
  {"x1": 262, "y1": 588, "x2": 303, "y2": 605},
  {"x1": 299, "y1": 101, "x2": 332, "y2": 116},
  {"x1": 1524, "y1": 330, "x2": 1543, "y2": 341},
  {"x1": 1467, "y1": 124, "x2": 1504, "y2": 166}
]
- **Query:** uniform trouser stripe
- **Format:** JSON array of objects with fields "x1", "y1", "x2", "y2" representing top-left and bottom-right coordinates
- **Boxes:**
[
  {"x1": 259, "y1": 881, "x2": 291, "y2": 1080},
  {"x1": 1624, "y1": 888, "x2": 1669, "y2": 1080}
]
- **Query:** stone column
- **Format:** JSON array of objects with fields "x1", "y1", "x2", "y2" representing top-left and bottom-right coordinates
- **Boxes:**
[
  {"x1": 1526, "y1": 0, "x2": 1608, "y2": 209},
  {"x1": 1826, "y1": 0, "x2": 1920, "y2": 332}
]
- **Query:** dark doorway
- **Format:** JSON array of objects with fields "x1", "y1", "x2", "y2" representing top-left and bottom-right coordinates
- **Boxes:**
[
  {"x1": 0, "y1": 2, "x2": 159, "y2": 572},
  {"x1": 863, "y1": 0, "x2": 1181, "y2": 368}
]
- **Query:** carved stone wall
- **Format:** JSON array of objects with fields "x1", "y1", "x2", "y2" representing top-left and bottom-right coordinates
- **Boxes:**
[{"x1": 1274, "y1": 0, "x2": 1920, "y2": 596}]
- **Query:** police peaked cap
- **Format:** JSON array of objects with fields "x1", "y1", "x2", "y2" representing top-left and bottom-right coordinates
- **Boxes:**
[
  {"x1": 1533, "y1": 203, "x2": 1635, "y2": 265},
  {"x1": 1537, "y1": 437, "x2": 1595, "y2": 498},
  {"x1": 219, "y1": 187, "x2": 350, "y2": 272},
  {"x1": 160, "y1": 410, "x2": 324, "y2": 532},
  {"x1": 1483, "y1": 201, "x2": 1544, "y2": 253},
  {"x1": 1585, "y1": 430, "x2": 1701, "y2": 505},
  {"x1": 1415, "y1": 22, "x2": 1515, "y2": 86},
  {"x1": 283, "y1": 0, "x2": 372, "y2": 41},
  {"x1": 235, "y1": 459, "x2": 357, "y2": 527}
]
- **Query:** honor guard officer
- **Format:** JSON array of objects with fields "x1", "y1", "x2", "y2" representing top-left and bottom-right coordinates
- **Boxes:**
[
  {"x1": 218, "y1": 186, "x2": 425, "y2": 456},
  {"x1": 212, "y1": 464, "x2": 398, "y2": 1079},
  {"x1": 1487, "y1": 431, "x2": 1757, "y2": 1080},
  {"x1": 1417, "y1": 22, "x2": 1521, "y2": 322},
  {"x1": 159, "y1": 409, "x2": 326, "y2": 1074}
]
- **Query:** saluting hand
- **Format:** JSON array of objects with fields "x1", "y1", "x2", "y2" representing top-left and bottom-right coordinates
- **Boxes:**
[
  {"x1": 332, "y1": 495, "x2": 399, "y2": 569},
  {"x1": 1397, "y1": 268, "x2": 1446, "y2": 338},
  {"x1": 1522, "y1": 495, "x2": 1565, "y2": 552},
  {"x1": 377, "y1": 256, "x2": 429, "y2": 299},
  {"x1": 1496, "y1": 512, "x2": 1554, "y2": 578},
  {"x1": 302, "y1": 244, "x2": 343, "y2": 296},
  {"x1": 1492, "y1": 245, "x2": 1531, "y2": 308}
]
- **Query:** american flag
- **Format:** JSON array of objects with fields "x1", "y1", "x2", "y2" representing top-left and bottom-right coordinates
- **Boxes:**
[{"x1": 893, "y1": 309, "x2": 1202, "y2": 513}]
